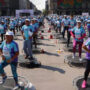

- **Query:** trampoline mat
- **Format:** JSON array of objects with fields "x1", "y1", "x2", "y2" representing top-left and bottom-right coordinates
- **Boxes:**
[
  {"x1": 74, "y1": 77, "x2": 90, "y2": 90},
  {"x1": 0, "y1": 76, "x2": 28, "y2": 90},
  {"x1": 65, "y1": 55, "x2": 86, "y2": 67},
  {"x1": 67, "y1": 55, "x2": 86, "y2": 63}
]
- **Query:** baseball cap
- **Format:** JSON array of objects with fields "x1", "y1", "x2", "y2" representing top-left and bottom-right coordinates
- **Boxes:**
[
  {"x1": 76, "y1": 20, "x2": 81, "y2": 23},
  {"x1": 1, "y1": 21, "x2": 4, "y2": 23},
  {"x1": 87, "y1": 20, "x2": 90, "y2": 22},
  {"x1": 5, "y1": 31, "x2": 14, "y2": 36},
  {"x1": 25, "y1": 19, "x2": 30, "y2": 22}
]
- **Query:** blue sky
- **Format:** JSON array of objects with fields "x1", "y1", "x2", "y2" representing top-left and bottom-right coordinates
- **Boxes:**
[{"x1": 29, "y1": 0, "x2": 46, "y2": 11}]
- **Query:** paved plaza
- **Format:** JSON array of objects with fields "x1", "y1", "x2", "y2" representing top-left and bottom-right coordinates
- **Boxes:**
[{"x1": 0, "y1": 19, "x2": 87, "y2": 90}]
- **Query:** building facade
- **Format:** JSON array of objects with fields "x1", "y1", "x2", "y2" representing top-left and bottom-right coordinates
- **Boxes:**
[
  {"x1": 0, "y1": 0, "x2": 35, "y2": 16},
  {"x1": 46, "y1": 0, "x2": 57, "y2": 14},
  {"x1": 0, "y1": 0, "x2": 10, "y2": 16},
  {"x1": 46, "y1": 0, "x2": 90, "y2": 15}
]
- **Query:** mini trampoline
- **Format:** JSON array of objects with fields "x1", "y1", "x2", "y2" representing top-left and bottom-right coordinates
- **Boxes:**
[
  {"x1": 64, "y1": 55, "x2": 87, "y2": 68},
  {"x1": 0, "y1": 76, "x2": 36, "y2": 90},
  {"x1": 73, "y1": 76, "x2": 90, "y2": 90}
]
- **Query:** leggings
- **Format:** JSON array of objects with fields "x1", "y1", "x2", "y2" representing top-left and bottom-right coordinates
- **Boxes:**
[
  {"x1": 62, "y1": 26, "x2": 69, "y2": 38},
  {"x1": 84, "y1": 60, "x2": 90, "y2": 81},
  {"x1": 73, "y1": 40, "x2": 83, "y2": 58},
  {"x1": 33, "y1": 34, "x2": 37, "y2": 48},
  {"x1": 67, "y1": 31, "x2": 71, "y2": 47},
  {"x1": 1, "y1": 34, "x2": 5, "y2": 42},
  {"x1": 0, "y1": 61, "x2": 18, "y2": 84}
]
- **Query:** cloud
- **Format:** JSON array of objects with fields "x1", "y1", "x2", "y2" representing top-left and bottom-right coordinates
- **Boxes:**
[{"x1": 30, "y1": 0, "x2": 46, "y2": 10}]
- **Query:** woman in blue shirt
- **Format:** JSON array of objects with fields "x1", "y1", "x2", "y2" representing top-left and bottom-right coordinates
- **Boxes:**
[
  {"x1": 71, "y1": 20, "x2": 86, "y2": 61},
  {"x1": 82, "y1": 38, "x2": 90, "y2": 88},
  {"x1": 0, "y1": 31, "x2": 19, "y2": 89}
]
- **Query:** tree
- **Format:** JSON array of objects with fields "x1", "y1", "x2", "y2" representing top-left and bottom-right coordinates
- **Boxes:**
[{"x1": 42, "y1": 9, "x2": 48, "y2": 15}]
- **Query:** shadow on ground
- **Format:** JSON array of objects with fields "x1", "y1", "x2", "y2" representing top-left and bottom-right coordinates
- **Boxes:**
[
  {"x1": 40, "y1": 43, "x2": 55, "y2": 47},
  {"x1": 44, "y1": 51, "x2": 59, "y2": 57},
  {"x1": 40, "y1": 65, "x2": 65, "y2": 74}
]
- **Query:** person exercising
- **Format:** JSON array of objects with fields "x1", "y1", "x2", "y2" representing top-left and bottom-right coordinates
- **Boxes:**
[
  {"x1": 82, "y1": 38, "x2": 90, "y2": 88},
  {"x1": 0, "y1": 31, "x2": 19, "y2": 90}
]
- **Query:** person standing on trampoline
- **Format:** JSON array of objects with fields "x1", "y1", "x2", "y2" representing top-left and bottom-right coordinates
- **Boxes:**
[
  {"x1": 21, "y1": 19, "x2": 34, "y2": 60},
  {"x1": 82, "y1": 38, "x2": 90, "y2": 88},
  {"x1": 70, "y1": 20, "x2": 86, "y2": 61},
  {"x1": 0, "y1": 31, "x2": 19, "y2": 89}
]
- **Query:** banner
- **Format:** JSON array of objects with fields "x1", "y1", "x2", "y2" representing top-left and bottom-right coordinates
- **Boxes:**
[
  {"x1": 16, "y1": 9, "x2": 34, "y2": 17},
  {"x1": 57, "y1": 0, "x2": 82, "y2": 8},
  {"x1": 82, "y1": 13, "x2": 89, "y2": 17}
]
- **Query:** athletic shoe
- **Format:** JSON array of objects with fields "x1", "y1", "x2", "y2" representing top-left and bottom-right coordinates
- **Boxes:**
[
  {"x1": 82, "y1": 80, "x2": 87, "y2": 88},
  {"x1": 29, "y1": 57, "x2": 34, "y2": 60},
  {"x1": 72, "y1": 55, "x2": 75, "y2": 59},
  {"x1": 79, "y1": 58, "x2": 83, "y2": 62},
  {"x1": 13, "y1": 84, "x2": 20, "y2": 90},
  {"x1": 0, "y1": 76, "x2": 7, "y2": 85}
]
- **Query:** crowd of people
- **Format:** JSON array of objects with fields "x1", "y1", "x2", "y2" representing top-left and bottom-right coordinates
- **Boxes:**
[
  {"x1": 0, "y1": 14, "x2": 89, "y2": 89},
  {"x1": 0, "y1": 16, "x2": 44, "y2": 89},
  {"x1": 47, "y1": 14, "x2": 90, "y2": 89}
]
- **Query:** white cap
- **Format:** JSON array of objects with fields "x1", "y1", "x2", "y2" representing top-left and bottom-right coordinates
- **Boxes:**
[
  {"x1": 33, "y1": 18, "x2": 37, "y2": 21},
  {"x1": 11, "y1": 19, "x2": 14, "y2": 21},
  {"x1": 1, "y1": 21, "x2": 4, "y2": 23},
  {"x1": 5, "y1": 31, "x2": 14, "y2": 36},
  {"x1": 87, "y1": 20, "x2": 90, "y2": 22},
  {"x1": 64, "y1": 15, "x2": 67, "y2": 17},
  {"x1": 76, "y1": 20, "x2": 81, "y2": 23},
  {"x1": 25, "y1": 19, "x2": 30, "y2": 22}
]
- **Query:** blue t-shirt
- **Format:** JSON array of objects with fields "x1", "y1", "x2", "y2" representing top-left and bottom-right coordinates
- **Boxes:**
[
  {"x1": 14, "y1": 20, "x2": 18, "y2": 26},
  {"x1": 10, "y1": 21, "x2": 15, "y2": 29},
  {"x1": 18, "y1": 21, "x2": 22, "y2": 26},
  {"x1": 62, "y1": 18, "x2": 69, "y2": 26},
  {"x1": 0, "y1": 24, "x2": 6, "y2": 34},
  {"x1": 32, "y1": 24, "x2": 37, "y2": 33},
  {"x1": 21, "y1": 25, "x2": 33, "y2": 40},
  {"x1": 72, "y1": 26, "x2": 86, "y2": 42},
  {"x1": 30, "y1": 24, "x2": 35, "y2": 33},
  {"x1": 0, "y1": 40, "x2": 19, "y2": 62},
  {"x1": 35, "y1": 23, "x2": 39, "y2": 29},
  {"x1": 56, "y1": 20, "x2": 60, "y2": 27},
  {"x1": 69, "y1": 19, "x2": 76, "y2": 28}
]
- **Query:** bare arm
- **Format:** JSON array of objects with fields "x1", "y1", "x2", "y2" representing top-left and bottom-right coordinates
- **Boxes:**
[
  {"x1": 21, "y1": 31, "x2": 25, "y2": 40},
  {"x1": 83, "y1": 45, "x2": 90, "y2": 53}
]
